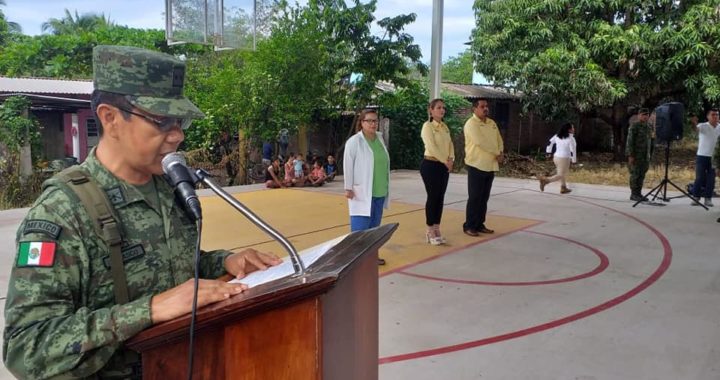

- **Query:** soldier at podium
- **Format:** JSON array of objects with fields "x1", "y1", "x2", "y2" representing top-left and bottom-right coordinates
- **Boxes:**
[{"x1": 3, "y1": 46, "x2": 282, "y2": 379}]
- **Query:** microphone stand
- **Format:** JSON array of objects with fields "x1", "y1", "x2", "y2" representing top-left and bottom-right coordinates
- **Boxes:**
[{"x1": 193, "y1": 169, "x2": 306, "y2": 276}]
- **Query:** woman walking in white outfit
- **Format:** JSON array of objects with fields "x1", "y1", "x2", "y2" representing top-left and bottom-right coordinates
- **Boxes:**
[{"x1": 539, "y1": 123, "x2": 577, "y2": 194}]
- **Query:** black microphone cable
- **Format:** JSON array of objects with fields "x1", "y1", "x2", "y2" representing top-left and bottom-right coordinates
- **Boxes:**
[{"x1": 186, "y1": 219, "x2": 202, "y2": 380}]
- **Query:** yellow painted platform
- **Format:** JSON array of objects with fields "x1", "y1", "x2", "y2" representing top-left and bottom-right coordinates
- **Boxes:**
[{"x1": 199, "y1": 189, "x2": 540, "y2": 274}]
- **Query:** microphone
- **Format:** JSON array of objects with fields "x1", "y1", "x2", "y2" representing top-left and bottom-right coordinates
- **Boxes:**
[
  {"x1": 193, "y1": 168, "x2": 306, "y2": 275},
  {"x1": 162, "y1": 153, "x2": 202, "y2": 222}
]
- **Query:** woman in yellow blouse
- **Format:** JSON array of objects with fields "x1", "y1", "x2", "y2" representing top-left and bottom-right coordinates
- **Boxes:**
[{"x1": 420, "y1": 98, "x2": 455, "y2": 245}]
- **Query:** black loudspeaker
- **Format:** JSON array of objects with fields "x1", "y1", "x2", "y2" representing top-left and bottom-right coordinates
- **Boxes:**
[{"x1": 654, "y1": 102, "x2": 684, "y2": 142}]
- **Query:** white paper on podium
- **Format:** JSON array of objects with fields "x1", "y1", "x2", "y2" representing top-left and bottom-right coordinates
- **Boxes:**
[{"x1": 229, "y1": 234, "x2": 348, "y2": 288}]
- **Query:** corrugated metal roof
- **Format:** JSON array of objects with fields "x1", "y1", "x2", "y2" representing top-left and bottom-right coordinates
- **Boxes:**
[
  {"x1": 441, "y1": 83, "x2": 519, "y2": 100},
  {"x1": 0, "y1": 77, "x2": 93, "y2": 95}
]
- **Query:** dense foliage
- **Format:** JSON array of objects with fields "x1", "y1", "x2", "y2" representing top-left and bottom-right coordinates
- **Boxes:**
[
  {"x1": 380, "y1": 82, "x2": 470, "y2": 170},
  {"x1": 442, "y1": 49, "x2": 474, "y2": 84},
  {"x1": 0, "y1": 96, "x2": 45, "y2": 209},
  {"x1": 0, "y1": 96, "x2": 41, "y2": 156},
  {"x1": 0, "y1": 0, "x2": 426, "y2": 191},
  {"x1": 183, "y1": 0, "x2": 426, "y2": 151},
  {"x1": 471, "y1": 0, "x2": 720, "y2": 157},
  {"x1": 42, "y1": 9, "x2": 114, "y2": 35}
]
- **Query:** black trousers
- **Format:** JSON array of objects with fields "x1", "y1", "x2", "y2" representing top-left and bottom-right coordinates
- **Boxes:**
[
  {"x1": 464, "y1": 165, "x2": 494, "y2": 231},
  {"x1": 420, "y1": 159, "x2": 450, "y2": 226}
]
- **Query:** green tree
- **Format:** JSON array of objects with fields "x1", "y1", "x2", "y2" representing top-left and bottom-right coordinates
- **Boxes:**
[
  {"x1": 379, "y1": 82, "x2": 470, "y2": 170},
  {"x1": 471, "y1": 0, "x2": 720, "y2": 158},
  {"x1": 182, "y1": 2, "x2": 329, "y2": 151},
  {"x1": 42, "y1": 9, "x2": 114, "y2": 35},
  {"x1": 0, "y1": 26, "x2": 204, "y2": 78},
  {"x1": 273, "y1": 0, "x2": 425, "y2": 148},
  {"x1": 182, "y1": 0, "x2": 426, "y2": 145},
  {"x1": 0, "y1": 0, "x2": 21, "y2": 35},
  {"x1": 0, "y1": 96, "x2": 39, "y2": 153},
  {"x1": 442, "y1": 49, "x2": 474, "y2": 84}
]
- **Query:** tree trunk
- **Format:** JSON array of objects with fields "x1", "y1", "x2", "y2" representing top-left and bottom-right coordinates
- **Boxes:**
[
  {"x1": 19, "y1": 108, "x2": 32, "y2": 182},
  {"x1": 335, "y1": 113, "x2": 360, "y2": 175},
  {"x1": 237, "y1": 129, "x2": 248, "y2": 185},
  {"x1": 611, "y1": 103, "x2": 627, "y2": 161}
]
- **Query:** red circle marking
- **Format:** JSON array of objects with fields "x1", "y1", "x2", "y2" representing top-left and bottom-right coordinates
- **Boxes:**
[
  {"x1": 379, "y1": 198, "x2": 672, "y2": 364},
  {"x1": 398, "y1": 230, "x2": 609, "y2": 286}
]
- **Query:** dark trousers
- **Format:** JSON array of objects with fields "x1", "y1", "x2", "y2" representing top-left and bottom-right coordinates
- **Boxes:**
[
  {"x1": 420, "y1": 159, "x2": 450, "y2": 226},
  {"x1": 464, "y1": 166, "x2": 494, "y2": 231},
  {"x1": 692, "y1": 155, "x2": 715, "y2": 198},
  {"x1": 628, "y1": 161, "x2": 649, "y2": 196}
]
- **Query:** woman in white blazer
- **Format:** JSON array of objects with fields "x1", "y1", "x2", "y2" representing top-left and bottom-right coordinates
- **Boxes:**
[{"x1": 343, "y1": 108, "x2": 391, "y2": 265}]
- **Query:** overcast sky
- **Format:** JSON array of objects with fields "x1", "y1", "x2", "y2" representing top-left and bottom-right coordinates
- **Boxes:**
[{"x1": 2, "y1": 0, "x2": 474, "y2": 62}]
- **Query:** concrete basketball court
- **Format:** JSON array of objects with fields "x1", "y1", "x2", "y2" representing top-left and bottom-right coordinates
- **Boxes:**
[{"x1": 1, "y1": 171, "x2": 719, "y2": 379}]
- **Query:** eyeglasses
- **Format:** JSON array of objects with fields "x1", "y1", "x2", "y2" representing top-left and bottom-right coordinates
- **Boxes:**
[
  {"x1": 362, "y1": 119, "x2": 379, "y2": 124},
  {"x1": 118, "y1": 107, "x2": 192, "y2": 131}
]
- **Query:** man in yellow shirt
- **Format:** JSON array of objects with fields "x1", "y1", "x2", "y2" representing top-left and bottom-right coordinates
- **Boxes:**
[{"x1": 463, "y1": 98, "x2": 504, "y2": 236}]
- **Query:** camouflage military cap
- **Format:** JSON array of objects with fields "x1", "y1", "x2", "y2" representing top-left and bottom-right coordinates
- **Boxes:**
[{"x1": 93, "y1": 45, "x2": 204, "y2": 119}]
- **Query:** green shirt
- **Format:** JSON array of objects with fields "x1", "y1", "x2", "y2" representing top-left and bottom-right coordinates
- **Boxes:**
[
  {"x1": 626, "y1": 121, "x2": 652, "y2": 162},
  {"x1": 4, "y1": 149, "x2": 232, "y2": 379},
  {"x1": 368, "y1": 136, "x2": 389, "y2": 197}
]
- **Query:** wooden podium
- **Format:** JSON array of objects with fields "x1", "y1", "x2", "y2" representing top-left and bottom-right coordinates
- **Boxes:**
[{"x1": 126, "y1": 223, "x2": 398, "y2": 380}]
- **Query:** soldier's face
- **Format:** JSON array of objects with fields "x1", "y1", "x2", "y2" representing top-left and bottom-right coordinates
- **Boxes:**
[{"x1": 118, "y1": 108, "x2": 185, "y2": 176}]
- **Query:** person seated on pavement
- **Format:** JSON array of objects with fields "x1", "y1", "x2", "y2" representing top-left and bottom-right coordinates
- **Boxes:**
[
  {"x1": 283, "y1": 152, "x2": 296, "y2": 187},
  {"x1": 308, "y1": 160, "x2": 327, "y2": 187},
  {"x1": 325, "y1": 154, "x2": 338, "y2": 181},
  {"x1": 265, "y1": 156, "x2": 285, "y2": 188}
]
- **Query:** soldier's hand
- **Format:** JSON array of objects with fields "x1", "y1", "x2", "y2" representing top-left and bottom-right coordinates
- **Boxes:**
[
  {"x1": 628, "y1": 156, "x2": 635, "y2": 166},
  {"x1": 150, "y1": 279, "x2": 247, "y2": 323},
  {"x1": 224, "y1": 248, "x2": 283, "y2": 279}
]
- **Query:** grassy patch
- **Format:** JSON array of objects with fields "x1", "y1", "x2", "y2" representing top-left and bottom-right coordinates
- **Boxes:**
[{"x1": 499, "y1": 137, "x2": 699, "y2": 188}]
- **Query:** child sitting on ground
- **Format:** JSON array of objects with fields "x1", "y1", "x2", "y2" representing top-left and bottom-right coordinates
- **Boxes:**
[
  {"x1": 324, "y1": 154, "x2": 337, "y2": 182},
  {"x1": 293, "y1": 154, "x2": 305, "y2": 179},
  {"x1": 309, "y1": 160, "x2": 327, "y2": 187}
]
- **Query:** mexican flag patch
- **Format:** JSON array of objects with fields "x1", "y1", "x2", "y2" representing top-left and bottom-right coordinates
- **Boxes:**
[{"x1": 17, "y1": 242, "x2": 56, "y2": 267}]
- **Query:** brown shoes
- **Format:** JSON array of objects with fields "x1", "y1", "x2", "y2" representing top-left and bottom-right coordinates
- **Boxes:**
[
  {"x1": 464, "y1": 227, "x2": 494, "y2": 236},
  {"x1": 463, "y1": 229, "x2": 480, "y2": 237},
  {"x1": 560, "y1": 186, "x2": 572, "y2": 194}
]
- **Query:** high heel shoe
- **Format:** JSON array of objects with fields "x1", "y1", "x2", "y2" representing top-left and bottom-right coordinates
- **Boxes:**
[
  {"x1": 433, "y1": 226, "x2": 447, "y2": 244},
  {"x1": 425, "y1": 232, "x2": 443, "y2": 246}
]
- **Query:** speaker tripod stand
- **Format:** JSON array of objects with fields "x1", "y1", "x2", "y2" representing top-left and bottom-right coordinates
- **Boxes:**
[{"x1": 633, "y1": 140, "x2": 708, "y2": 209}]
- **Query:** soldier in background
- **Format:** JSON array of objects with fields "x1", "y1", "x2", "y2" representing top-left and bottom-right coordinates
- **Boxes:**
[
  {"x1": 626, "y1": 108, "x2": 653, "y2": 201},
  {"x1": 3, "y1": 46, "x2": 281, "y2": 379}
]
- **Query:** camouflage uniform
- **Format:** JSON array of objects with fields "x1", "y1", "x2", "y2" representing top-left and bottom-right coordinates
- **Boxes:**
[
  {"x1": 626, "y1": 120, "x2": 653, "y2": 197},
  {"x1": 3, "y1": 46, "x2": 226, "y2": 379}
]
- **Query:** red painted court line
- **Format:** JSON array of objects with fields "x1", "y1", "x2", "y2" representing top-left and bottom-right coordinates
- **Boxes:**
[
  {"x1": 397, "y1": 230, "x2": 610, "y2": 286},
  {"x1": 379, "y1": 198, "x2": 672, "y2": 365},
  {"x1": 379, "y1": 220, "x2": 544, "y2": 279}
]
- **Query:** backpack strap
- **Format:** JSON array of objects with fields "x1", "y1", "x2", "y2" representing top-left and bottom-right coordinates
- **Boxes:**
[{"x1": 51, "y1": 167, "x2": 130, "y2": 305}]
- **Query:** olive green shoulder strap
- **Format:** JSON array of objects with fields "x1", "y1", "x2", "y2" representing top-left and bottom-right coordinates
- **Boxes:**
[{"x1": 49, "y1": 166, "x2": 130, "y2": 305}]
